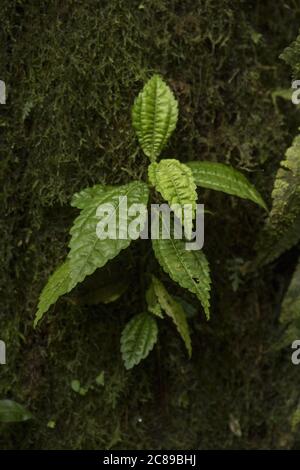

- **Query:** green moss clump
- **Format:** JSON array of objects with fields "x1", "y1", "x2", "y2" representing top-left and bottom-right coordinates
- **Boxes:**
[{"x1": 281, "y1": 29, "x2": 300, "y2": 78}]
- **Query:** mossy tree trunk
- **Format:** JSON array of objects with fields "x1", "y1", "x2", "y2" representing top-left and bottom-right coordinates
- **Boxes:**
[{"x1": 1, "y1": 0, "x2": 300, "y2": 449}]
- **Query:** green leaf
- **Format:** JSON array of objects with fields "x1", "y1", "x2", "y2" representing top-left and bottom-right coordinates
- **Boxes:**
[
  {"x1": 280, "y1": 259, "x2": 300, "y2": 325},
  {"x1": 34, "y1": 260, "x2": 76, "y2": 328},
  {"x1": 274, "y1": 258, "x2": 300, "y2": 350},
  {"x1": 132, "y1": 75, "x2": 178, "y2": 161},
  {"x1": 95, "y1": 371, "x2": 105, "y2": 386},
  {"x1": 121, "y1": 313, "x2": 158, "y2": 369},
  {"x1": 146, "y1": 282, "x2": 163, "y2": 318},
  {"x1": 152, "y1": 216, "x2": 211, "y2": 319},
  {"x1": 148, "y1": 159, "x2": 197, "y2": 238},
  {"x1": 71, "y1": 380, "x2": 89, "y2": 396},
  {"x1": 152, "y1": 276, "x2": 192, "y2": 357},
  {"x1": 256, "y1": 135, "x2": 300, "y2": 265},
  {"x1": 35, "y1": 182, "x2": 148, "y2": 326},
  {"x1": 47, "y1": 420, "x2": 56, "y2": 429},
  {"x1": 186, "y1": 161, "x2": 267, "y2": 210},
  {"x1": 68, "y1": 181, "x2": 149, "y2": 286},
  {"x1": 71, "y1": 379, "x2": 81, "y2": 393},
  {"x1": 0, "y1": 400, "x2": 32, "y2": 423},
  {"x1": 71, "y1": 184, "x2": 107, "y2": 209}
]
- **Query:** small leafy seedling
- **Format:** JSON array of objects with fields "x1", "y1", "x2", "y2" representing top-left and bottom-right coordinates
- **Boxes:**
[
  {"x1": 35, "y1": 75, "x2": 267, "y2": 369},
  {"x1": 0, "y1": 399, "x2": 32, "y2": 423}
]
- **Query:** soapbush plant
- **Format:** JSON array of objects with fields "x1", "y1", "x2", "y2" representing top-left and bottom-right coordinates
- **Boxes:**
[{"x1": 35, "y1": 75, "x2": 267, "y2": 369}]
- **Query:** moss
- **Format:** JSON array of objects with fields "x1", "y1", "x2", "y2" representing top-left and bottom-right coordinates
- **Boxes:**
[
  {"x1": 281, "y1": 28, "x2": 300, "y2": 78},
  {"x1": 1, "y1": 0, "x2": 300, "y2": 449}
]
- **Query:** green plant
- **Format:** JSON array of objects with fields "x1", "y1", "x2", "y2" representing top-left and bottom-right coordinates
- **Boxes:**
[
  {"x1": 264, "y1": 134, "x2": 300, "y2": 349},
  {"x1": 35, "y1": 75, "x2": 266, "y2": 369},
  {"x1": 276, "y1": 258, "x2": 300, "y2": 350},
  {"x1": 0, "y1": 400, "x2": 32, "y2": 423},
  {"x1": 255, "y1": 32, "x2": 300, "y2": 268},
  {"x1": 256, "y1": 134, "x2": 300, "y2": 266}
]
